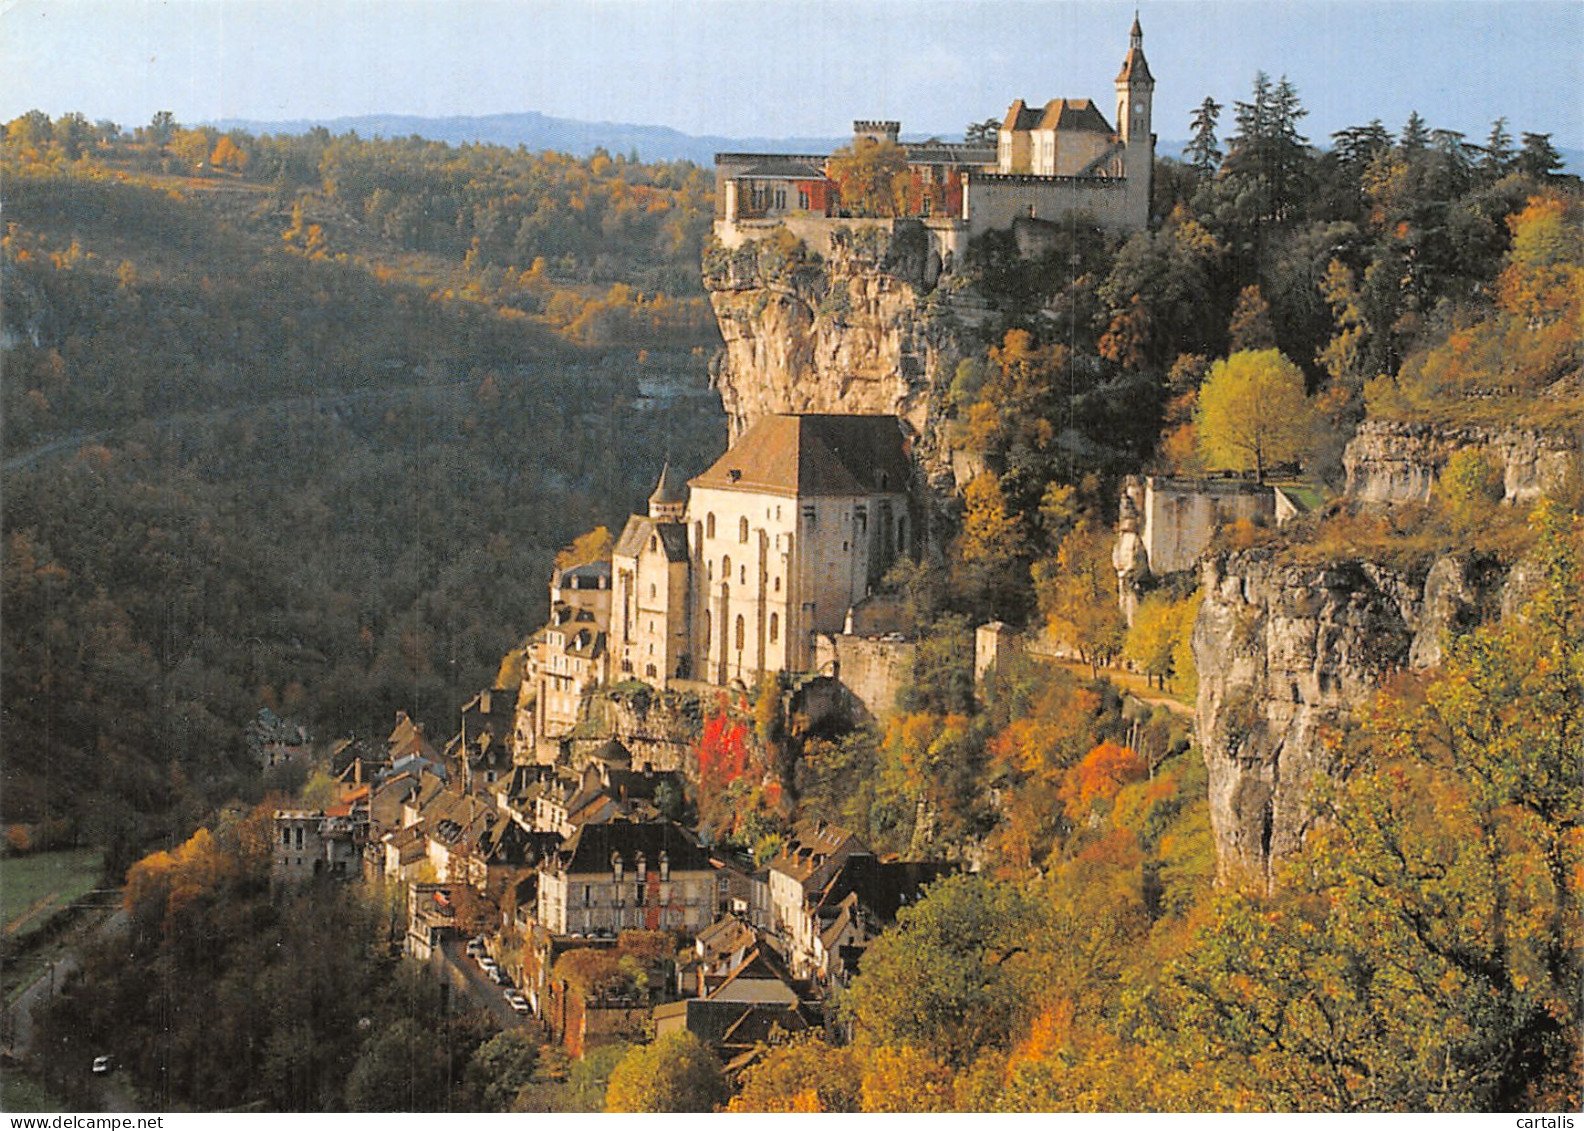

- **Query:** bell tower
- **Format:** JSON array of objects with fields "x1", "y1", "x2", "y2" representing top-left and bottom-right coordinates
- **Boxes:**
[{"x1": 1114, "y1": 13, "x2": 1155, "y2": 228}]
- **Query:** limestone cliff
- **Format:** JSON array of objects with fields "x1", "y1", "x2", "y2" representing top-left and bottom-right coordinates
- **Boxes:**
[
  {"x1": 1195, "y1": 548, "x2": 1510, "y2": 889},
  {"x1": 702, "y1": 222, "x2": 970, "y2": 500},
  {"x1": 1343, "y1": 419, "x2": 1580, "y2": 505}
]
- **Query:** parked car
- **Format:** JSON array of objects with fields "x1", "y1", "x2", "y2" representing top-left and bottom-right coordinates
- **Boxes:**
[
  {"x1": 504, "y1": 990, "x2": 529, "y2": 1014},
  {"x1": 92, "y1": 1056, "x2": 114, "y2": 1075},
  {"x1": 486, "y1": 966, "x2": 504, "y2": 984}
]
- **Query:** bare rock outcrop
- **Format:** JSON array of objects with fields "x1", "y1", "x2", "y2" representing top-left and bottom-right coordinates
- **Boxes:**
[
  {"x1": 1342, "y1": 419, "x2": 1580, "y2": 505},
  {"x1": 702, "y1": 223, "x2": 969, "y2": 508},
  {"x1": 1195, "y1": 549, "x2": 1504, "y2": 889}
]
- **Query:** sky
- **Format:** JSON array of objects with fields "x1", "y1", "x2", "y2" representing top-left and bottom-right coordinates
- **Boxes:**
[{"x1": 2, "y1": 0, "x2": 1580, "y2": 149}]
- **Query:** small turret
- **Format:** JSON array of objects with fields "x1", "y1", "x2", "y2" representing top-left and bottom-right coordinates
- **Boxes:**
[{"x1": 648, "y1": 461, "x2": 688, "y2": 522}]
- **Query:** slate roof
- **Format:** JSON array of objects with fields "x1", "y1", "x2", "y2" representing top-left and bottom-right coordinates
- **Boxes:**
[
  {"x1": 690, "y1": 415, "x2": 911, "y2": 499},
  {"x1": 553, "y1": 820, "x2": 714, "y2": 876},
  {"x1": 738, "y1": 158, "x2": 828, "y2": 180},
  {"x1": 613, "y1": 514, "x2": 689, "y2": 563},
  {"x1": 1116, "y1": 16, "x2": 1154, "y2": 84}
]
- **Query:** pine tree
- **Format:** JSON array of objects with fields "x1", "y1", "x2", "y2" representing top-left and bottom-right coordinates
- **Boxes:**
[{"x1": 1185, "y1": 96, "x2": 1223, "y2": 175}]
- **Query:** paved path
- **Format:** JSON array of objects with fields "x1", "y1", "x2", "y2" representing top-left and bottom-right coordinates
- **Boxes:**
[
  {"x1": 2, "y1": 907, "x2": 139, "y2": 1111},
  {"x1": 434, "y1": 936, "x2": 537, "y2": 1036}
]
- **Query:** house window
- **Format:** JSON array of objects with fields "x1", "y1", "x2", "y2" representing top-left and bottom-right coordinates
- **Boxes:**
[
  {"x1": 281, "y1": 828, "x2": 291, "y2": 847},
  {"x1": 583, "y1": 885, "x2": 593, "y2": 906},
  {"x1": 722, "y1": 554, "x2": 731, "y2": 577},
  {"x1": 798, "y1": 188, "x2": 810, "y2": 210},
  {"x1": 294, "y1": 826, "x2": 304, "y2": 850},
  {"x1": 769, "y1": 613, "x2": 779, "y2": 644}
]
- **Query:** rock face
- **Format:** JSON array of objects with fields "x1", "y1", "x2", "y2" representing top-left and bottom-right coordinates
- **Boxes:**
[
  {"x1": 702, "y1": 223, "x2": 966, "y2": 503},
  {"x1": 1343, "y1": 419, "x2": 1581, "y2": 505},
  {"x1": 1195, "y1": 549, "x2": 1504, "y2": 889}
]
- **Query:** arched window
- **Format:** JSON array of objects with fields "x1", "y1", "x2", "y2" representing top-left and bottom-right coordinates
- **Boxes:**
[
  {"x1": 734, "y1": 615, "x2": 745, "y2": 651},
  {"x1": 739, "y1": 565, "x2": 746, "y2": 585},
  {"x1": 706, "y1": 513, "x2": 716, "y2": 539},
  {"x1": 722, "y1": 554, "x2": 731, "y2": 578},
  {"x1": 739, "y1": 516, "x2": 749, "y2": 543},
  {"x1": 703, "y1": 610, "x2": 712, "y2": 650},
  {"x1": 769, "y1": 612, "x2": 779, "y2": 644},
  {"x1": 694, "y1": 521, "x2": 702, "y2": 548}
]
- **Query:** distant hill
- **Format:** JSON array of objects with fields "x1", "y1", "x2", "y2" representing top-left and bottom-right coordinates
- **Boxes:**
[{"x1": 209, "y1": 110, "x2": 856, "y2": 165}]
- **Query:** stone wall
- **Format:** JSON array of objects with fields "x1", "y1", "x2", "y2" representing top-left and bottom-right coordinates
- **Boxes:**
[{"x1": 813, "y1": 633, "x2": 915, "y2": 723}]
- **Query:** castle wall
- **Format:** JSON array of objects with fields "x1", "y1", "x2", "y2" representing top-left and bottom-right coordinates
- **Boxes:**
[{"x1": 963, "y1": 173, "x2": 1137, "y2": 235}]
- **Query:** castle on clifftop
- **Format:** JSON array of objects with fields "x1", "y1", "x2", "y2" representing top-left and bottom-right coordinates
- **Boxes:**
[{"x1": 713, "y1": 17, "x2": 1155, "y2": 258}]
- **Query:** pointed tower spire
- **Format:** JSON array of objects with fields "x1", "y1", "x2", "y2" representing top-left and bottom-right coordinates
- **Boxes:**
[{"x1": 648, "y1": 461, "x2": 688, "y2": 521}]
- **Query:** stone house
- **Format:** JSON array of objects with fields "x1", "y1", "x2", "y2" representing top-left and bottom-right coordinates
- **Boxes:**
[{"x1": 536, "y1": 820, "x2": 718, "y2": 937}]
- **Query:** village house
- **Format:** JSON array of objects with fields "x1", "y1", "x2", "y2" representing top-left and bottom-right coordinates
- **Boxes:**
[{"x1": 536, "y1": 819, "x2": 719, "y2": 938}]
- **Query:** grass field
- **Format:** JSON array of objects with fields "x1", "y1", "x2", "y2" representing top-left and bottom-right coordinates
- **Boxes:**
[
  {"x1": 0, "y1": 1066, "x2": 68, "y2": 1112},
  {"x1": 0, "y1": 848, "x2": 104, "y2": 941}
]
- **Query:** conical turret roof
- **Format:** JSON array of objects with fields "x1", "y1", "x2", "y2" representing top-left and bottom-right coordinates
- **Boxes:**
[{"x1": 649, "y1": 461, "x2": 688, "y2": 506}]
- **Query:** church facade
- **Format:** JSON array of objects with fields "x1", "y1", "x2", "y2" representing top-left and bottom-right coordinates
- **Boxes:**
[{"x1": 607, "y1": 414, "x2": 914, "y2": 691}]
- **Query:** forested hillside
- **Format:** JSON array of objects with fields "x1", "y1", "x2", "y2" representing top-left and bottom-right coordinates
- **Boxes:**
[{"x1": 1, "y1": 113, "x2": 726, "y2": 864}]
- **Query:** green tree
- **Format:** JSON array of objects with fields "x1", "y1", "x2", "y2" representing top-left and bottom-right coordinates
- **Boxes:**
[
  {"x1": 1195, "y1": 348, "x2": 1319, "y2": 479},
  {"x1": 465, "y1": 1031, "x2": 540, "y2": 1111},
  {"x1": 604, "y1": 1031, "x2": 727, "y2": 1112},
  {"x1": 845, "y1": 873, "x2": 1042, "y2": 1066},
  {"x1": 965, "y1": 118, "x2": 1001, "y2": 147}
]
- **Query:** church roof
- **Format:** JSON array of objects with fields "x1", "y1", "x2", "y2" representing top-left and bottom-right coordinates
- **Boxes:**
[{"x1": 689, "y1": 415, "x2": 911, "y2": 499}]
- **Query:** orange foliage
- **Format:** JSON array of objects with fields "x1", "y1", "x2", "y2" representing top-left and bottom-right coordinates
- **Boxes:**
[{"x1": 1058, "y1": 742, "x2": 1148, "y2": 813}]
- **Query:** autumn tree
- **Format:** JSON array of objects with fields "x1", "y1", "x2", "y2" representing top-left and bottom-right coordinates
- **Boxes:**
[
  {"x1": 554, "y1": 524, "x2": 614, "y2": 569},
  {"x1": 1195, "y1": 348, "x2": 1319, "y2": 479},
  {"x1": 826, "y1": 137, "x2": 910, "y2": 217},
  {"x1": 604, "y1": 1031, "x2": 727, "y2": 1112},
  {"x1": 728, "y1": 1035, "x2": 862, "y2": 1113}
]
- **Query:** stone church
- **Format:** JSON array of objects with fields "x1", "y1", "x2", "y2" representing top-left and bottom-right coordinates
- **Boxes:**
[{"x1": 608, "y1": 414, "x2": 914, "y2": 690}]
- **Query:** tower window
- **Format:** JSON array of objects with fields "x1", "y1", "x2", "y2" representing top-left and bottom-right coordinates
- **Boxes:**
[
  {"x1": 739, "y1": 516, "x2": 749, "y2": 543},
  {"x1": 735, "y1": 615, "x2": 745, "y2": 651},
  {"x1": 769, "y1": 613, "x2": 779, "y2": 644},
  {"x1": 706, "y1": 513, "x2": 716, "y2": 539}
]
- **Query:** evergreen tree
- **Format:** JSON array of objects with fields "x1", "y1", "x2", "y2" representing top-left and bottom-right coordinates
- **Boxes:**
[
  {"x1": 1516, "y1": 132, "x2": 1564, "y2": 179},
  {"x1": 1479, "y1": 116, "x2": 1515, "y2": 179},
  {"x1": 1185, "y1": 96, "x2": 1223, "y2": 175},
  {"x1": 1398, "y1": 110, "x2": 1431, "y2": 153}
]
